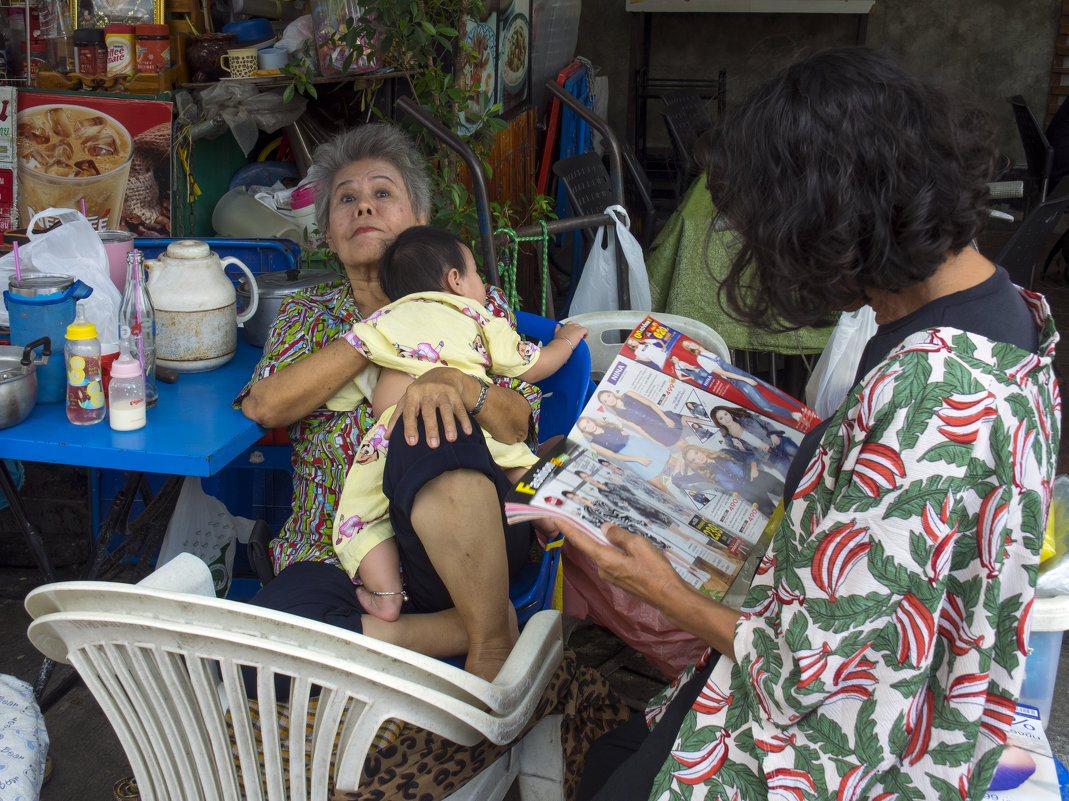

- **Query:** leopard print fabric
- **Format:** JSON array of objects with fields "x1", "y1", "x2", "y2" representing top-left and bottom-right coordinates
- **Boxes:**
[{"x1": 113, "y1": 649, "x2": 629, "y2": 801}]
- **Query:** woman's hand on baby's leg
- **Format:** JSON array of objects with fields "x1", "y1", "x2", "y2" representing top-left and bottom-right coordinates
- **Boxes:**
[{"x1": 356, "y1": 584, "x2": 404, "y2": 623}]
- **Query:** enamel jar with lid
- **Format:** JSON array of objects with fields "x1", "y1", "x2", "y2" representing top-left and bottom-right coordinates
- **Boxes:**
[{"x1": 144, "y1": 240, "x2": 260, "y2": 372}]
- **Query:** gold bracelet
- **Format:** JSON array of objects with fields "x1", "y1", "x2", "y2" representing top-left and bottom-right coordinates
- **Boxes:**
[{"x1": 556, "y1": 333, "x2": 575, "y2": 350}]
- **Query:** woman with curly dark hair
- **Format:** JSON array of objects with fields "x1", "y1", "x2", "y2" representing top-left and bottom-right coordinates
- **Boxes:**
[{"x1": 565, "y1": 47, "x2": 1061, "y2": 801}]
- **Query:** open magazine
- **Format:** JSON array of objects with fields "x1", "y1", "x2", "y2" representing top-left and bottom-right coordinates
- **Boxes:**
[{"x1": 507, "y1": 315, "x2": 820, "y2": 600}]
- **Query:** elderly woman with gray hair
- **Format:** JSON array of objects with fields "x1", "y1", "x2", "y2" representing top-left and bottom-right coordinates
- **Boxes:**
[{"x1": 237, "y1": 122, "x2": 540, "y2": 681}]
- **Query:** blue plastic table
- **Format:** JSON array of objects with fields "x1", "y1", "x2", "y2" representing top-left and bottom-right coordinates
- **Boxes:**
[
  {"x1": 0, "y1": 340, "x2": 267, "y2": 585},
  {"x1": 0, "y1": 341, "x2": 264, "y2": 477}
]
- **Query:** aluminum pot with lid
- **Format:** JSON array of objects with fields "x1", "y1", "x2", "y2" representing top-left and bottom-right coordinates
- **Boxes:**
[
  {"x1": 237, "y1": 268, "x2": 339, "y2": 347},
  {"x1": 7, "y1": 274, "x2": 76, "y2": 297},
  {"x1": 0, "y1": 337, "x2": 51, "y2": 429}
]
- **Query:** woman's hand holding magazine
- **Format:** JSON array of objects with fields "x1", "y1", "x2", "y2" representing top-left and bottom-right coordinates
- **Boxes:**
[{"x1": 557, "y1": 519, "x2": 677, "y2": 601}]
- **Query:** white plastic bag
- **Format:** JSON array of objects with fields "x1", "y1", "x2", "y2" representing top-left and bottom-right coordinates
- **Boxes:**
[
  {"x1": 1039, "y1": 476, "x2": 1069, "y2": 596},
  {"x1": 804, "y1": 306, "x2": 878, "y2": 419},
  {"x1": 569, "y1": 204, "x2": 652, "y2": 316},
  {"x1": 157, "y1": 477, "x2": 256, "y2": 597},
  {"x1": 24, "y1": 208, "x2": 122, "y2": 351}
]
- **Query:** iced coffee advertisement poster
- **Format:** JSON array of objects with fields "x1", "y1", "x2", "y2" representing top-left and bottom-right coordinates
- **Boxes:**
[
  {"x1": 0, "y1": 88, "x2": 18, "y2": 233},
  {"x1": 16, "y1": 92, "x2": 172, "y2": 235},
  {"x1": 506, "y1": 438, "x2": 753, "y2": 599}
]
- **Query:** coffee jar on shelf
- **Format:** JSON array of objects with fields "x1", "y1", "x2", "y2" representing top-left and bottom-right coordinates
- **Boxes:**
[
  {"x1": 134, "y1": 23, "x2": 170, "y2": 73},
  {"x1": 73, "y1": 27, "x2": 106, "y2": 74},
  {"x1": 104, "y1": 23, "x2": 135, "y2": 76}
]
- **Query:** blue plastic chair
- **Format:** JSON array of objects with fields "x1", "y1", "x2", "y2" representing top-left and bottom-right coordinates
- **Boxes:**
[
  {"x1": 509, "y1": 311, "x2": 595, "y2": 623},
  {"x1": 514, "y1": 310, "x2": 596, "y2": 443}
]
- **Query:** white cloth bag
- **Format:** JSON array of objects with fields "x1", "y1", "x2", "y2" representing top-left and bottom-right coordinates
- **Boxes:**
[{"x1": 569, "y1": 204, "x2": 652, "y2": 315}]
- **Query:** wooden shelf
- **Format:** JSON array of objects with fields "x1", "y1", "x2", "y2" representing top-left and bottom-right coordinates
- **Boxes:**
[
  {"x1": 35, "y1": 67, "x2": 178, "y2": 95},
  {"x1": 179, "y1": 69, "x2": 407, "y2": 92}
]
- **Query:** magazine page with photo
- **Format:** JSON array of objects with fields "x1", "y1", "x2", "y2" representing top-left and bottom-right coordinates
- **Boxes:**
[
  {"x1": 570, "y1": 316, "x2": 816, "y2": 535},
  {"x1": 507, "y1": 438, "x2": 753, "y2": 600},
  {"x1": 508, "y1": 315, "x2": 820, "y2": 601}
]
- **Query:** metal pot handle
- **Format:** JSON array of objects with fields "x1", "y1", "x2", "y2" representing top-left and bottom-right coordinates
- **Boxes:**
[{"x1": 20, "y1": 336, "x2": 51, "y2": 366}]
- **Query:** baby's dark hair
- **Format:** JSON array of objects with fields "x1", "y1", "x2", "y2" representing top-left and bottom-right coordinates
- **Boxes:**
[{"x1": 379, "y1": 225, "x2": 471, "y2": 302}]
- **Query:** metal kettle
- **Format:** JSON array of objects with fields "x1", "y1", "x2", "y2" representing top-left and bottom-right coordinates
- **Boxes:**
[{"x1": 144, "y1": 240, "x2": 260, "y2": 372}]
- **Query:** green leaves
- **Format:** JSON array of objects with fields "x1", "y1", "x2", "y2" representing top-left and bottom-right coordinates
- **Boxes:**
[{"x1": 804, "y1": 591, "x2": 894, "y2": 635}]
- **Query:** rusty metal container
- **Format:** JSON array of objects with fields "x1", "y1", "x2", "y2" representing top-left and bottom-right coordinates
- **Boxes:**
[{"x1": 144, "y1": 239, "x2": 259, "y2": 372}]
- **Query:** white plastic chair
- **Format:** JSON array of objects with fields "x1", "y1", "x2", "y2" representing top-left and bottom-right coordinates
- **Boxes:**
[
  {"x1": 564, "y1": 309, "x2": 731, "y2": 380},
  {"x1": 26, "y1": 554, "x2": 565, "y2": 801}
]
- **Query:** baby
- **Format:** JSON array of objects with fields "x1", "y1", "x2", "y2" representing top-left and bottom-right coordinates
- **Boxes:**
[{"x1": 330, "y1": 225, "x2": 587, "y2": 621}]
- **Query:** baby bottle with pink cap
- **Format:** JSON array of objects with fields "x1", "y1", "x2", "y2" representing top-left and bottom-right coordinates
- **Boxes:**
[{"x1": 108, "y1": 337, "x2": 146, "y2": 431}]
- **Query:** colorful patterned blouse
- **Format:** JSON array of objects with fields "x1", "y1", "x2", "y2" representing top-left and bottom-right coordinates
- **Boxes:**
[
  {"x1": 646, "y1": 289, "x2": 1061, "y2": 800},
  {"x1": 234, "y1": 280, "x2": 541, "y2": 574}
]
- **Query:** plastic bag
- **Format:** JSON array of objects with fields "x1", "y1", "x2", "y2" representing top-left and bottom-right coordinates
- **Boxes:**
[
  {"x1": 569, "y1": 204, "x2": 653, "y2": 316},
  {"x1": 804, "y1": 306, "x2": 877, "y2": 419},
  {"x1": 1038, "y1": 476, "x2": 1069, "y2": 596},
  {"x1": 562, "y1": 541, "x2": 707, "y2": 677},
  {"x1": 20, "y1": 208, "x2": 122, "y2": 351},
  {"x1": 0, "y1": 674, "x2": 48, "y2": 798},
  {"x1": 199, "y1": 82, "x2": 307, "y2": 157},
  {"x1": 157, "y1": 477, "x2": 256, "y2": 598}
]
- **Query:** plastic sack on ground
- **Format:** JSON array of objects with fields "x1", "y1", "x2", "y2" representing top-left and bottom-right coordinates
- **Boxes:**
[
  {"x1": 562, "y1": 540, "x2": 707, "y2": 678},
  {"x1": 1038, "y1": 475, "x2": 1069, "y2": 596},
  {"x1": 569, "y1": 205, "x2": 652, "y2": 316},
  {"x1": 157, "y1": 477, "x2": 256, "y2": 597},
  {"x1": 23, "y1": 208, "x2": 121, "y2": 351},
  {"x1": 804, "y1": 306, "x2": 877, "y2": 419},
  {"x1": 0, "y1": 673, "x2": 49, "y2": 798}
]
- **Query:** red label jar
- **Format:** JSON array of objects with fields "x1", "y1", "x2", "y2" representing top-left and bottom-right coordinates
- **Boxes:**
[
  {"x1": 73, "y1": 27, "x2": 105, "y2": 74},
  {"x1": 134, "y1": 23, "x2": 169, "y2": 73}
]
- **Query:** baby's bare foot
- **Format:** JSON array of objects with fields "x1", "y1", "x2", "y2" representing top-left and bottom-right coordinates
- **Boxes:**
[{"x1": 356, "y1": 585, "x2": 403, "y2": 623}]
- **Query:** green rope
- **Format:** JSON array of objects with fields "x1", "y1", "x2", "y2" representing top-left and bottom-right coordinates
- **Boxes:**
[{"x1": 495, "y1": 221, "x2": 551, "y2": 316}]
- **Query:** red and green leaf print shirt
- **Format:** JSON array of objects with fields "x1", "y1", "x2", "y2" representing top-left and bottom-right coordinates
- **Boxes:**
[
  {"x1": 646, "y1": 289, "x2": 1061, "y2": 801},
  {"x1": 234, "y1": 280, "x2": 541, "y2": 575}
]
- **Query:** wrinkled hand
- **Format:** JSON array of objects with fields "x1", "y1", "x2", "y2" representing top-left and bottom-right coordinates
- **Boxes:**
[
  {"x1": 558, "y1": 519, "x2": 682, "y2": 609},
  {"x1": 387, "y1": 366, "x2": 473, "y2": 448}
]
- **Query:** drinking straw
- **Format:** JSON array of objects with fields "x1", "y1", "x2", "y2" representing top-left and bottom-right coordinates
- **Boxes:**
[
  {"x1": 80, "y1": 198, "x2": 86, "y2": 217},
  {"x1": 133, "y1": 251, "x2": 146, "y2": 375},
  {"x1": 13, "y1": 241, "x2": 20, "y2": 281}
]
